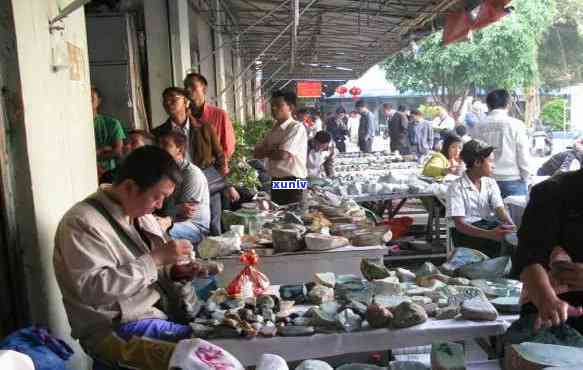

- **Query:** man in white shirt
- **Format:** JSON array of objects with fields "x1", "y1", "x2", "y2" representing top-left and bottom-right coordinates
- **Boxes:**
[
  {"x1": 447, "y1": 139, "x2": 516, "y2": 257},
  {"x1": 433, "y1": 107, "x2": 456, "y2": 148},
  {"x1": 254, "y1": 90, "x2": 308, "y2": 205},
  {"x1": 307, "y1": 131, "x2": 336, "y2": 178},
  {"x1": 472, "y1": 89, "x2": 532, "y2": 198}
]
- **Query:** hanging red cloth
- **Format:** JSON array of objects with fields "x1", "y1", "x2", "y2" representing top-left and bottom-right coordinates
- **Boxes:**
[
  {"x1": 473, "y1": 0, "x2": 511, "y2": 31},
  {"x1": 442, "y1": 10, "x2": 473, "y2": 46}
]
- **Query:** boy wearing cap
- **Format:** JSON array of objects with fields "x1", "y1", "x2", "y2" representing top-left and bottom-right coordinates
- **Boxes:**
[{"x1": 446, "y1": 139, "x2": 516, "y2": 257}]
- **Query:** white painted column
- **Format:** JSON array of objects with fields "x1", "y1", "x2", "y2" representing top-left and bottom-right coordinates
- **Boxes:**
[
  {"x1": 233, "y1": 47, "x2": 246, "y2": 124},
  {"x1": 214, "y1": 0, "x2": 228, "y2": 110},
  {"x1": 255, "y1": 69, "x2": 265, "y2": 119},
  {"x1": 144, "y1": 0, "x2": 172, "y2": 127},
  {"x1": 168, "y1": 0, "x2": 192, "y2": 85}
]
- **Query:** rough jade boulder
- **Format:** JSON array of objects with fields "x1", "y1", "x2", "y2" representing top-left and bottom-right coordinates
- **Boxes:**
[
  {"x1": 361, "y1": 259, "x2": 392, "y2": 281},
  {"x1": 391, "y1": 302, "x2": 428, "y2": 329}
]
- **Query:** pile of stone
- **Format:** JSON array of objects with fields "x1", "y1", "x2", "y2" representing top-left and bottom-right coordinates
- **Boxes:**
[{"x1": 191, "y1": 247, "x2": 519, "y2": 340}]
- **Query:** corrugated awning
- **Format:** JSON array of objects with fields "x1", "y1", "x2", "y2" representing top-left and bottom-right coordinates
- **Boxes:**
[{"x1": 225, "y1": 0, "x2": 464, "y2": 81}]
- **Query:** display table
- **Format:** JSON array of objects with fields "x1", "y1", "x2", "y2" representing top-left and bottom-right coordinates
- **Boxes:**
[
  {"x1": 215, "y1": 245, "x2": 387, "y2": 286},
  {"x1": 209, "y1": 315, "x2": 517, "y2": 367}
]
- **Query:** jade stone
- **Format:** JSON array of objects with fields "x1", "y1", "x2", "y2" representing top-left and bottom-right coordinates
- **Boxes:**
[
  {"x1": 440, "y1": 247, "x2": 489, "y2": 275},
  {"x1": 460, "y1": 298, "x2": 498, "y2": 321},
  {"x1": 392, "y1": 302, "x2": 428, "y2": 329},
  {"x1": 415, "y1": 262, "x2": 440, "y2": 278},
  {"x1": 457, "y1": 256, "x2": 511, "y2": 280},
  {"x1": 277, "y1": 325, "x2": 315, "y2": 337},
  {"x1": 435, "y1": 306, "x2": 461, "y2": 320},
  {"x1": 396, "y1": 268, "x2": 417, "y2": 283},
  {"x1": 506, "y1": 342, "x2": 583, "y2": 369},
  {"x1": 431, "y1": 341, "x2": 466, "y2": 370},
  {"x1": 315, "y1": 272, "x2": 336, "y2": 288},
  {"x1": 361, "y1": 259, "x2": 392, "y2": 281}
]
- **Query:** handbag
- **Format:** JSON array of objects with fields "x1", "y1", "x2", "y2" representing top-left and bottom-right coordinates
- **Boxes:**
[{"x1": 203, "y1": 166, "x2": 227, "y2": 195}]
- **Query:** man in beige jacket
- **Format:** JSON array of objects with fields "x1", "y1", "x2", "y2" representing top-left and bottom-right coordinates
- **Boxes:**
[{"x1": 54, "y1": 146, "x2": 202, "y2": 370}]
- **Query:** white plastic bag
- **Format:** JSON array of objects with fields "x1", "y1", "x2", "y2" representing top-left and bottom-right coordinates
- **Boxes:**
[{"x1": 198, "y1": 231, "x2": 241, "y2": 259}]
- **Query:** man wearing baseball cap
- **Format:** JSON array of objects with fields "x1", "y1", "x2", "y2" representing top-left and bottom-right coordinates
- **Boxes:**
[{"x1": 446, "y1": 139, "x2": 516, "y2": 257}]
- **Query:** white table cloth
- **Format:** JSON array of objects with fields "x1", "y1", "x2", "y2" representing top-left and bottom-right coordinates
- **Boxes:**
[
  {"x1": 216, "y1": 245, "x2": 386, "y2": 286},
  {"x1": 209, "y1": 315, "x2": 518, "y2": 367}
]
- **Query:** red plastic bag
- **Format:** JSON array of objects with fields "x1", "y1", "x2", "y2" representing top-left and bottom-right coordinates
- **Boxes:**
[
  {"x1": 383, "y1": 217, "x2": 414, "y2": 240},
  {"x1": 226, "y1": 250, "x2": 270, "y2": 297}
]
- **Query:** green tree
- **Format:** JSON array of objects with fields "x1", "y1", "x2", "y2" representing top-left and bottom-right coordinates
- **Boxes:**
[
  {"x1": 381, "y1": 0, "x2": 556, "y2": 115},
  {"x1": 541, "y1": 98, "x2": 568, "y2": 131},
  {"x1": 539, "y1": 0, "x2": 583, "y2": 89}
]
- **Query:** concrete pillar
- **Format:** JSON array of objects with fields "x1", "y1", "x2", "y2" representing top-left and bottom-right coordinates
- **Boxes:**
[
  {"x1": 245, "y1": 75, "x2": 255, "y2": 120},
  {"x1": 222, "y1": 36, "x2": 235, "y2": 117},
  {"x1": 144, "y1": 0, "x2": 172, "y2": 127},
  {"x1": 5, "y1": 1, "x2": 96, "y2": 368},
  {"x1": 255, "y1": 70, "x2": 265, "y2": 119},
  {"x1": 213, "y1": 0, "x2": 228, "y2": 110},
  {"x1": 233, "y1": 47, "x2": 246, "y2": 124},
  {"x1": 168, "y1": 0, "x2": 192, "y2": 85},
  {"x1": 194, "y1": 12, "x2": 217, "y2": 102}
]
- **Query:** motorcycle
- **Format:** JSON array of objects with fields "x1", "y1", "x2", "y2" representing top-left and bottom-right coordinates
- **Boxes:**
[{"x1": 529, "y1": 123, "x2": 553, "y2": 157}]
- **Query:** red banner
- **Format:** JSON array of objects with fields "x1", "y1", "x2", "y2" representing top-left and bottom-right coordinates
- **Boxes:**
[{"x1": 297, "y1": 81, "x2": 322, "y2": 98}]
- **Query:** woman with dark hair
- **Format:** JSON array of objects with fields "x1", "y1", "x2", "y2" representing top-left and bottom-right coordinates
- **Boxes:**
[
  {"x1": 422, "y1": 133, "x2": 464, "y2": 180},
  {"x1": 152, "y1": 87, "x2": 231, "y2": 236}
]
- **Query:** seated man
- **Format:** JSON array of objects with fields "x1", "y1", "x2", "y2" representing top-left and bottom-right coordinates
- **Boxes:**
[
  {"x1": 158, "y1": 131, "x2": 210, "y2": 246},
  {"x1": 446, "y1": 139, "x2": 516, "y2": 257},
  {"x1": 54, "y1": 146, "x2": 204, "y2": 370},
  {"x1": 307, "y1": 131, "x2": 336, "y2": 178}
]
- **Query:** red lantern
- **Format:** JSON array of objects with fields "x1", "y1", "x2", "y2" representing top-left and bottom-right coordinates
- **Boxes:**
[
  {"x1": 349, "y1": 86, "x2": 362, "y2": 101},
  {"x1": 349, "y1": 87, "x2": 362, "y2": 96},
  {"x1": 336, "y1": 86, "x2": 348, "y2": 95}
]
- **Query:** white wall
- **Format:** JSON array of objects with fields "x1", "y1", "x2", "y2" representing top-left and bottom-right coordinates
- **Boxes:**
[{"x1": 9, "y1": 0, "x2": 96, "y2": 368}]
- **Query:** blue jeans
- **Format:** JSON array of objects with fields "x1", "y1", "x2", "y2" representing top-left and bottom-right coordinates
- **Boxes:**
[
  {"x1": 168, "y1": 221, "x2": 206, "y2": 246},
  {"x1": 496, "y1": 180, "x2": 528, "y2": 199}
]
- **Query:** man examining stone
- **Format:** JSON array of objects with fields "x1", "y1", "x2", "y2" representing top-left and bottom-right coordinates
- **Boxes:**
[
  {"x1": 307, "y1": 131, "x2": 336, "y2": 178},
  {"x1": 254, "y1": 90, "x2": 307, "y2": 205},
  {"x1": 446, "y1": 139, "x2": 516, "y2": 257},
  {"x1": 54, "y1": 146, "x2": 205, "y2": 370}
]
